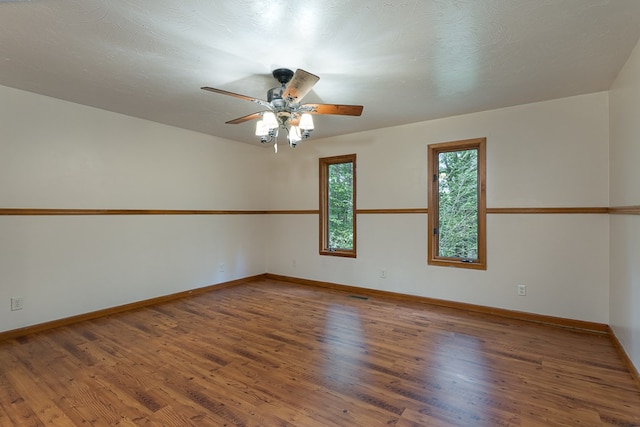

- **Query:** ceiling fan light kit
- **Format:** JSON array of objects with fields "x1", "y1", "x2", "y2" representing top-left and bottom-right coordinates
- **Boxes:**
[{"x1": 202, "y1": 68, "x2": 363, "y2": 152}]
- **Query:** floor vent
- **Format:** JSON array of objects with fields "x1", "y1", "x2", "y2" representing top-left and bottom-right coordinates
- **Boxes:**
[{"x1": 348, "y1": 295, "x2": 369, "y2": 300}]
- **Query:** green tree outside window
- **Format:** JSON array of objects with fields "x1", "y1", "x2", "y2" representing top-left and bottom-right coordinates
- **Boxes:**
[
  {"x1": 328, "y1": 162, "x2": 354, "y2": 250},
  {"x1": 437, "y1": 149, "x2": 478, "y2": 259}
]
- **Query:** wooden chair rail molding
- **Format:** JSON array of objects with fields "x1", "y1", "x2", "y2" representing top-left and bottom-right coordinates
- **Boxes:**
[
  {"x1": 2, "y1": 206, "x2": 634, "y2": 215},
  {"x1": 609, "y1": 205, "x2": 640, "y2": 215},
  {"x1": 0, "y1": 208, "x2": 268, "y2": 215},
  {"x1": 486, "y1": 207, "x2": 609, "y2": 214},
  {"x1": 357, "y1": 207, "x2": 611, "y2": 214}
]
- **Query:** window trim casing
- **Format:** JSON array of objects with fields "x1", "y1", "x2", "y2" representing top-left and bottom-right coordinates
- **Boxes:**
[
  {"x1": 319, "y1": 153, "x2": 357, "y2": 258},
  {"x1": 428, "y1": 138, "x2": 486, "y2": 270}
]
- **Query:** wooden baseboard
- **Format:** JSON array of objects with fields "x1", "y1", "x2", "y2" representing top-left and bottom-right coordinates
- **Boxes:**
[
  {"x1": 0, "y1": 274, "x2": 267, "y2": 342},
  {"x1": 4, "y1": 272, "x2": 638, "y2": 391},
  {"x1": 0, "y1": 272, "x2": 619, "y2": 352},
  {"x1": 264, "y1": 273, "x2": 609, "y2": 334},
  {"x1": 271, "y1": 273, "x2": 640, "y2": 390},
  {"x1": 607, "y1": 326, "x2": 640, "y2": 390}
]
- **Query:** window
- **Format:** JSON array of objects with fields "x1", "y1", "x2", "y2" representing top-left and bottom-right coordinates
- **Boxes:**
[
  {"x1": 319, "y1": 154, "x2": 356, "y2": 257},
  {"x1": 428, "y1": 138, "x2": 486, "y2": 270}
]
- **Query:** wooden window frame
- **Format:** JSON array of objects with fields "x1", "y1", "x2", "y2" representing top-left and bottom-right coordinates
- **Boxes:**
[
  {"x1": 319, "y1": 154, "x2": 357, "y2": 258},
  {"x1": 428, "y1": 138, "x2": 486, "y2": 270}
]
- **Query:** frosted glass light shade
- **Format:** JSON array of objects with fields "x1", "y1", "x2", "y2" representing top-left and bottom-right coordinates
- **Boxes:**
[
  {"x1": 288, "y1": 125, "x2": 301, "y2": 143},
  {"x1": 299, "y1": 113, "x2": 314, "y2": 130},
  {"x1": 263, "y1": 111, "x2": 278, "y2": 129},
  {"x1": 255, "y1": 120, "x2": 268, "y2": 136}
]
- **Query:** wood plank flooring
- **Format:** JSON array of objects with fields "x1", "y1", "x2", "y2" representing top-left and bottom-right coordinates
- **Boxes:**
[{"x1": 0, "y1": 279, "x2": 638, "y2": 426}]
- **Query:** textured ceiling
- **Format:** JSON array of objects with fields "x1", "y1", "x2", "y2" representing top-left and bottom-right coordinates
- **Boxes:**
[{"x1": 1, "y1": 0, "x2": 640, "y2": 146}]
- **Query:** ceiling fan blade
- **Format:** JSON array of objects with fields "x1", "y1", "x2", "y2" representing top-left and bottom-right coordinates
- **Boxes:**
[
  {"x1": 281, "y1": 69, "x2": 319, "y2": 103},
  {"x1": 201, "y1": 87, "x2": 271, "y2": 109},
  {"x1": 226, "y1": 112, "x2": 263, "y2": 124},
  {"x1": 302, "y1": 103, "x2": 364, "y2": 116}
]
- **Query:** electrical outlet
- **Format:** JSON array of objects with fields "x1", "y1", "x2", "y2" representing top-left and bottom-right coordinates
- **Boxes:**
[
  {"x1": 292, "y1": 259, "x2": 297, "y2": 268},
  {"x1": 218, "y1": 263, "x2": 225, "y2": 273},
  {"x1": 11, "y1": 297, "x2": 24, "y2": 311},
  {"x1": 379, "y1": 270, "x2": 387, "y2": 279},
  {"x1": 517, "y1": 284, "x2": 526, "y2": 296}
]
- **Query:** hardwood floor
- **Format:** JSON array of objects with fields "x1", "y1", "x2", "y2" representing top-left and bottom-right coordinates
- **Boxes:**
[{"x1": 0, "y1": 279, "x2": 638, "y2": 426}]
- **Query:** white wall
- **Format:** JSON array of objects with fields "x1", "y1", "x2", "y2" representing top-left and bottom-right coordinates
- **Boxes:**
[
  {"x1": 0, "y1": 79, "x2": 620, "y2": 336},
  {"x1": 609, "y1": 38, "x2": 640, "y2": 372},
  {"x1": 0, "y1": 85, "x2": 269, "y2": 333},
  {"x1": 266, "y1": 92, "x2": 610, "y2": 323}
]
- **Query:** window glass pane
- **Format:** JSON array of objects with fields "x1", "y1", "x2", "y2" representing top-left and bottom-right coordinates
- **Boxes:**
[
  {"x1": 437, "y1": 148, "x2": 478, "y2": 259},
  {"x1": 328, "y1": 162, "x2": 354, "y2": 250}
]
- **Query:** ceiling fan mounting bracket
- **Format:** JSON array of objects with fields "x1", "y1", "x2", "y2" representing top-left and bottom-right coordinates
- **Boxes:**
[{"x1": 272, "y1": 68, "x2": 294, "y2": 86}]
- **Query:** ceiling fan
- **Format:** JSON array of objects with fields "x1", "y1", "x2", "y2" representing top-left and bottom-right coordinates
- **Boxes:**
[{"x1": 201, "y1": 68, "x2": 363, "y2": 150}]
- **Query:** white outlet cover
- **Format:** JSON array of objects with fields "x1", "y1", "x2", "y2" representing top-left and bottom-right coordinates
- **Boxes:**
[{"x1": 11, "y1": 297, "x2": 24, "y2": 311}]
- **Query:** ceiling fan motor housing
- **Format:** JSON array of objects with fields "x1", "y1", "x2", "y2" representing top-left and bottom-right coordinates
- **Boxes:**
[{"x1": 268, "y1": 68, "x2": 294, "y2": 104}]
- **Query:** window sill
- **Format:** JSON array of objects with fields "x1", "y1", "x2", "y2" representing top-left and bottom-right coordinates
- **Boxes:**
[
  {"x1": 320, "y1": 250, "x2": 357, "y2": 258},
  {"x1": 428, "y1": 258, "x2": 486, "y2": 270}
]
